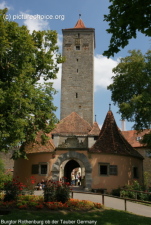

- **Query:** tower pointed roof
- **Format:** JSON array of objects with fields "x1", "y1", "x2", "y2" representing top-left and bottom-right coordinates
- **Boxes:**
[
  {"x1": 62, "y1": 18, "x2": 95, "y2": 47},
  {"x1": 89, "y1": 110, "x2": 143, "y2": 159},
  {"x1": 74, "y1": 18, "x2": 86, "y2": 28}
]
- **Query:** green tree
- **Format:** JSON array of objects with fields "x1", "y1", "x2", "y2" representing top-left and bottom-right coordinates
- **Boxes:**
[
  {"x1": 103, "y1": 0, "x2": 151, "y2": 57},
  {"x1": 0, "y1": 157, "x2": 12, "y2": 190},
  {"x1": 0, "y1": 9, "x2": 63, "y2": 158},
  {"x1": 108, "y1": 50, "x2": 151, "y2": 145}
]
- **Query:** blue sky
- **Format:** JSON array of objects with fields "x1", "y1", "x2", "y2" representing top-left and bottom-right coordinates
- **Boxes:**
[{"x1": 1, "y1": 0, "x2": 150, "y2": 130}]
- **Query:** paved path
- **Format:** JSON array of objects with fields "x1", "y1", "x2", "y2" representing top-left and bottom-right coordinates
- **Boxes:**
[
  {"x1": 34, "y1": 186, "x2": 84, "y2": 196},
  {"x1": 34, "y1": 187, "x2": 151, "y2": 218}
]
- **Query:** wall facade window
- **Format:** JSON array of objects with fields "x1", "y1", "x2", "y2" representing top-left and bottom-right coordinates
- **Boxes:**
[
  {"x1": 40, "y1": 163, "x2": 48, "y2": 175},
  {"x1": 99, "y1": 163, "x2": 118, "y2": 176},
  {"x1": 32, "y1": 163, "x2": 48, "y2": 175},
  {"x1": 99, "y1": 163, "x2": 109, "y2": 176},
  {"x1": 110, "y1": 165, "x2": 118, "y2": 175},
  {"x1": 133, "y1": 166, "x2": 138, "y2": 178}
]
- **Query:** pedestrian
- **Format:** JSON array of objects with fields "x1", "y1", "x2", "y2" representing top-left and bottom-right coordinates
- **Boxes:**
[
  {"x1": 71, "y1": 173, "x2": 75, "y2": 185},
  {"x1": 78, "y1": 172, "x2": 81, "y2": 186},
  {"x1": 75, "y1": 173, "x2": 78, "y2": 186}
]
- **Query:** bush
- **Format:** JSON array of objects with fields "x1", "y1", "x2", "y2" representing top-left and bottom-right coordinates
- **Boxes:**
[
  {"x1": 120, "y1": 180, "x2": 150, "y2": 201},
  {"x1": 44, "y1": 180, "x2": 71, "y2": 203},
  {"x1": 0, "y1": 195, "x2": 103, "y2": 211},
  {"x1": 111, "y1": 187, "x2": 121, "y2": 197},
  {"x1": 22, "y1": 176, "x2": 36, "y2": 195},
  {"x1": 0, "y1": 173, "x2": 12, "y2": 191},
  {"x1": 3, "y1": 177, "x2": 26, "y2": 201}
]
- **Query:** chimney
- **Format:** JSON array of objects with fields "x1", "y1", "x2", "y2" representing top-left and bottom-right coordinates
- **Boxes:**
[{"x1": 121, "y1": 120, "x2": 126, "y2": 131}]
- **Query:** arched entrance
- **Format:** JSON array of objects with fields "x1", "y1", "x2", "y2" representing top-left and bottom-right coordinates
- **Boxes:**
[
  {"x1": 64, "y1": 159, "x2": 80, "y2": 184},
  {"x1": 51, "y1": 151, "x2": 92, "y2": 190}
]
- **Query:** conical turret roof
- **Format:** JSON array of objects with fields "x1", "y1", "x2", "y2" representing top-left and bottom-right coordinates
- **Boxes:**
[
  {"x1": 74, "y1": 18, "x2": 86, "y2": 28},
  {"x1": 89, "y1": 110, "x2": 143, "y2": 159}
]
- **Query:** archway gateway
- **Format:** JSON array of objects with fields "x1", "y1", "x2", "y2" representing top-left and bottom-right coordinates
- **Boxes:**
[
  {"x1": 51, "y1": 151, "x2": 92, "y2": 190},
  {"x1": 64, "y1": 159, "x2": 80, "y2": 184}
]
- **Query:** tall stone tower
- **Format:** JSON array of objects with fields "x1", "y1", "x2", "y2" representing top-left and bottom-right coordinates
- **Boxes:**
[{"x1": 60, "y1": 18, "x2": 95, "y2": 126}]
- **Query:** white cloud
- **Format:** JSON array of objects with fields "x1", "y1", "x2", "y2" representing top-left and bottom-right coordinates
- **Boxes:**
[
  {"x1": 38, "y1": 64, "x2": 62, "y2": 91},
  {"x1": 0, "y1": 1, "x2": 12, "y2": 10},
  {"x1": 94, "y1": 54, "x2": 118, "y2": 91},
  {"x1": 36, "y1": 35, "x2": 119, "y2": 94},
  {"x1": 51, "y1": 54, "x2": 119, "y2": 92},
  {"x1": 20, "y1": 11, "x2": 49, "y2": 33}
]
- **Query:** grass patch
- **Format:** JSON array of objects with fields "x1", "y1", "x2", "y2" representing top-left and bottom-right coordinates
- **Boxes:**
[{"x1": 0, "y1": 208, "x2": 151, "y2": 225}]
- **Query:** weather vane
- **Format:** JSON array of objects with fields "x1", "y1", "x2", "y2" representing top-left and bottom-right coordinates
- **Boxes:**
[{"x1": 109, "y1": 103, "x2": 111, "y2": 111}]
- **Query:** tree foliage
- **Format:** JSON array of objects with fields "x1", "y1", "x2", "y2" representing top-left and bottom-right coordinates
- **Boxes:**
[
  {"x1": 103, "y1": 0, "x2": 151, "y2": 57},
  {"x1": 108, "y1": 50, "x2": 151, "y2": 133},
  {"x1": 0, "y1": 157, "x2": 12, "y2": 190},
  {"x1": 0, "y1": 9, "x2": 63, "y2": 158}
]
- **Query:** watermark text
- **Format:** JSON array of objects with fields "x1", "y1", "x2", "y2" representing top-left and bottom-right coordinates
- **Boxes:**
[{"x1": 4, "y1": 13, "x2": 65, "y2": 21}]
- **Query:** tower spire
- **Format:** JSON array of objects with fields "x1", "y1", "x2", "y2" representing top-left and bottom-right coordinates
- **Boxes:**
[
  {"x1": 74, "y1": 16, "x2": 86, "y2": 28},
  {"x1": 109, "y1": 104, "x2": 111, "y2": 111}
]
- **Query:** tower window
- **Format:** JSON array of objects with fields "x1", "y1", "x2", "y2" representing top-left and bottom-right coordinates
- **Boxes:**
[
  {"x1": 76, "y1": 46, "x2": 80, "y2": 50},
  {"x1": 78, "y1": 33, "x2": 80, "y2": 38},
  {"x1": 77, "y1": 58, "x2": 78, "y2": 62},
  {"x1": 77, "y1": 69, "x2": 78, "y2": 73},
  {"x1": 76, "y1": 93, "x2": 78, "y2": 98}
]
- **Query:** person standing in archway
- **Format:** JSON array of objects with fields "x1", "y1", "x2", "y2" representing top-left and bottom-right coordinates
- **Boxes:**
[
  {"x1": 75, "y1": 173, "x2": 79, "y2": 186},
  {"x1": 71, "y1": 173, "x2": 75, "y2": 185},
  {"x1": 78, "y1": 172, "x2": 81, "y2": 186}
]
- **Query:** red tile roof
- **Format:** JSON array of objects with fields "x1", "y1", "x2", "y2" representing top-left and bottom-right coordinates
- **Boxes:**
[
  {"x1": 62, "y1": 19, "x2": 95, "y2": 31},
  {"x1": 74, "y1": 19, "x2": 86, "y2": 28},
  {"x1": 89, "y1": 110, "x2": 143, "y2": 159},
  {"x1": 51, "y1": 112, "x2": 92, "y2": 135},
  {"x1": 88, "y1": 122, "x2": 100, "y2": 135},
  {"x1": 24, "y1": 131, "x2": 55, "y2": 154},
  {"x1": 122, "y1": 129, "x2": 150, "y2": 148}
]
